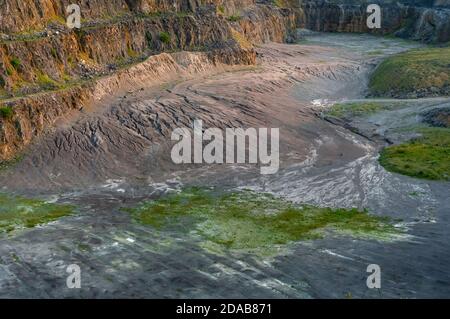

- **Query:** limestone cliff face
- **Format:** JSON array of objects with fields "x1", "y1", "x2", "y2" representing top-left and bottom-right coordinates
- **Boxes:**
[
  {"x1": 1, "y1": 14, "x2": 232, "y2": 96},
  {"x1": 0, "y1": 0, "x2": 129, "y2": 34},
  {"x1": 0, "y1": 0, "x2": 256, "y2": 34},
  {"x1": 0, "y1": 0, "x2": 293, "y2": 99},
  {"x1": 0, "y1": 0, "x2": 295, "y2": 161},
  {"x1": 402, "y1": 6, "x2": 450, "y2": 42},
  {"x1": 293, "y1": 1, "x2": 450, "y2": 43}
]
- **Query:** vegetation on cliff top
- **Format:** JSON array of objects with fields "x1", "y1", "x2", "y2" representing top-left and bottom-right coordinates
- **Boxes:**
[
  {"x1": 124, "y1": 188, "x2": 400, "y2": 255},
  {"x1": 369, "y1": 46, "x2": 450, "y2": 97},
  {"x1": 0, "y1": 193, "x2": 74, "y2": 234},
  {"x1": 380, "y1": 127, "x2": 450, "y2": 180}
]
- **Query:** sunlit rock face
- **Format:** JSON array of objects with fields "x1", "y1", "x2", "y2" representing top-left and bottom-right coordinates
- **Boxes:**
[{"x1": 0, "y1": 0, "x2": 258, "y2": 33}]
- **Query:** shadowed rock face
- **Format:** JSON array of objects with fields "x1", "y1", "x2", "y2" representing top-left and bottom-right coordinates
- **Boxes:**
[
  {"x1": 295, "y1": 0, "x2": 449, "y2": 8},
  {"x1": 293, "y1": 1, "x2": 450, "y2": 43},
  {"x1": 422, "y1": 107, "x2": 450, "y2": 127}
]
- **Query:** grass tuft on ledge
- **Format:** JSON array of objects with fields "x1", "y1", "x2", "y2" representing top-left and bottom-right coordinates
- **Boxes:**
[{"x1": 380, "y1": 127, "x2": 450, "y2": 181}]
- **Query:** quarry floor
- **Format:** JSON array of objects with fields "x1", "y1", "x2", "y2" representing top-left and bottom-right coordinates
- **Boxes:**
[{"x1": 0, "y1": 34, "x2": 449, "y2": 298}]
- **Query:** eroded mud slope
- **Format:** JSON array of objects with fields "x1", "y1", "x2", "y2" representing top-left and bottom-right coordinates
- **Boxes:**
[{"x1": 1, "y1": 42, "x2": 366, "y2": 191}]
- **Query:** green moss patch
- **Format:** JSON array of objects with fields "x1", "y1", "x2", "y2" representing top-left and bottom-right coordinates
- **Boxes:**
[
  {"x1": 36, "y1": 72, "x2": 63, "y2": 90},
  {"x1": 380, "y1": 127, "x2": 450, "y2": 181},
  {"x1": 227, "y1": 15, "x2": 242, "y2": 22},
  {"x1": 327, "y1": 102, "x2": 396, "y2": 118},
  {"x1": 10, "y1": 57, "x2": 22, "y2": 71},
  {"x1": 124, "y1": 188, "x2": 400, "y2": 253},
  {"x1": 159, "y1": 32, "x2": 171, "y2": 44},
  {"x1": 369, "y1": 46, "x2": 450, "y2": 97},
  {"x1": 0, "y1": 193, "x2": 74, "y2": 234},
  {"x1": 0, "y1": 105, "x2": 14, "y2": 119}
]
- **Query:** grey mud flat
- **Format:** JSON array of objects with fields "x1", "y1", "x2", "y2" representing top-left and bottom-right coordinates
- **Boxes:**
[{"x1": 0, "y1": 34, "x2": 449, "y2": 298}]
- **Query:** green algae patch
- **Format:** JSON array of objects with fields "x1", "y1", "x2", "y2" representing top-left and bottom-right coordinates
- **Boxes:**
[
  {"x1": 124, "y1": 188, "x2": 400, "y2": 253},
  {"x1": 0, "y1": 193, "x2": 74, "y2": 234},
  {"x1": 380, "y1": 127, "x2": 450, "y2": 181},
  {"x1": 369, "y1": 46, "x2": 450, "y2": 97}
]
